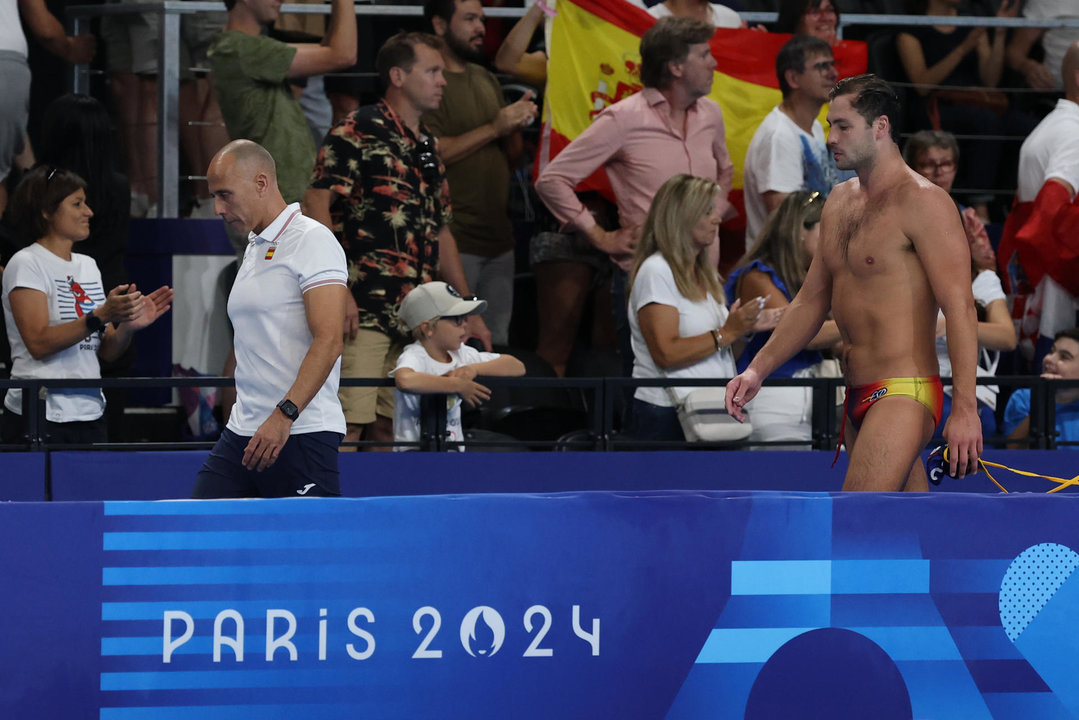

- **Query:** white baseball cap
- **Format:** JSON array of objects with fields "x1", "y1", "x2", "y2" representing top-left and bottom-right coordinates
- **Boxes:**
[{"x1": 398, "y1": 281, "x2": 487, "y2": 330}]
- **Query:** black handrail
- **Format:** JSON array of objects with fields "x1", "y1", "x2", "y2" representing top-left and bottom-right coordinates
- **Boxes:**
[{"x1": 0, "y1": 375, "x2": 1074, "y2": 452}]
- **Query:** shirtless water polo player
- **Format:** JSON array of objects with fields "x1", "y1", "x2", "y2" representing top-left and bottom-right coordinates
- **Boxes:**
[{"x1": 726, "y1": 75, "x2": 982, "y2": 491}]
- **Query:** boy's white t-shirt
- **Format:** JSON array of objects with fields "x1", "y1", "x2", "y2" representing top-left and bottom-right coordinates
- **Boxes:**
[
  {"x1": 1, "y1": 243, "x2": 106, "y2": 421},
  {"x1": 390, "y1": 341, "x2": 501, "y2": 451}
]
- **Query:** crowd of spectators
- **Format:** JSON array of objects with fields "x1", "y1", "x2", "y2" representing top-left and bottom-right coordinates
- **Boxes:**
[{"x1": 0, "y1": 0, "x2": 1076, "y2": 451}]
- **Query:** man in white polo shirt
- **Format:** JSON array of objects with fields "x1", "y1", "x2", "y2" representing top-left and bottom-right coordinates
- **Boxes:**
[{"x1": 193, "y1": 139, "x2": 349, "y2": 498}]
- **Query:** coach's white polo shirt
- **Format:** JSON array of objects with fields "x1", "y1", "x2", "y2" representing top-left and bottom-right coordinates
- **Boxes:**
[{"x1": 226, "y1": 203, "x2": 348, "y2": 436}]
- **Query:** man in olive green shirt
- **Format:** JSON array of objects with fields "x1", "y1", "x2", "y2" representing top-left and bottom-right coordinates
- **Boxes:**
[
  {"x1": 423, "y1": 0, "x2": 537, "y2": 345},
  {"x1": 209, "y1": 0, "x2": 356, "y2": 203}
]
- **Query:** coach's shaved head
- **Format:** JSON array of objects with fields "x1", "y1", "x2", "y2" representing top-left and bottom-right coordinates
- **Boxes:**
[
  {"x1": 207, "y1": 140, "x2": 286, "y2": 235},
  {"x1": 212, "y1": 139, "x2": 278, "y2": 181}
]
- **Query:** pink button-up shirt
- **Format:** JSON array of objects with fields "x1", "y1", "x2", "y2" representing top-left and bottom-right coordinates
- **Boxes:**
[{"x1": 535, "y1": 87, "x2": 735, "y2": 235}]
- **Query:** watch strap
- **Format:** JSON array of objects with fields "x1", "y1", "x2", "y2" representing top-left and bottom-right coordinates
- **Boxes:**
[
  {"x1": 276, "y1": 399, "x2": 300, "y2": 421},
  {"x1": 85, "y1": 312, "x2": 105, "y2": 334}
]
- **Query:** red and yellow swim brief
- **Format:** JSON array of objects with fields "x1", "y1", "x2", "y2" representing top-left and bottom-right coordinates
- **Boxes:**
[{"x1": 846, "y1": 375, "x2": 945, "y2": 429}]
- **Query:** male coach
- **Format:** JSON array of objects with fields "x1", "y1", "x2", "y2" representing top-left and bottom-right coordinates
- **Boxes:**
[{"x1": 193, "y1": 140, "x2": 349, "y2": 498}]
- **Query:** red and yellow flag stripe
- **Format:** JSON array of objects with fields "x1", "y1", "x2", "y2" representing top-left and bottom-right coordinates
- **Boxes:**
[{"x1": 538, "y1": 0, "x2": 868, "y2": 226}]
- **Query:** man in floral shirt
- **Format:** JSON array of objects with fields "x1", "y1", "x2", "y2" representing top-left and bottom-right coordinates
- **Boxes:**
[{"x1": 304, "y1": 31, "x2": 490, "y2": 450}]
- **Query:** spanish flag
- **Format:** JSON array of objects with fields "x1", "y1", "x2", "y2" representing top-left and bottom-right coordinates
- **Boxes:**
[{"x1": 538, "y1": 0, "x2": 868, "y2": 234}]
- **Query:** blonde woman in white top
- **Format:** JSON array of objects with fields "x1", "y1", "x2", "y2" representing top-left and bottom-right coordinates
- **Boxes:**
[{"x1": 627, "y1": 173, "x2": 781, "y2": 441}]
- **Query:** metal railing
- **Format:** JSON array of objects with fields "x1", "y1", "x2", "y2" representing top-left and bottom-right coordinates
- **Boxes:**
[{"x1": 1, "y1": 374, "x2": 1074, "y2": 452}]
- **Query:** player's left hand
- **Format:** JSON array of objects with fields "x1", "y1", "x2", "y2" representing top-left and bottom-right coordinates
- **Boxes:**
[
  {"x1": 243, "y1": 412, "x2": 292, "y2": 471},
  {"x1": 941, "y1": 407, "x2": 983, "y2": 478},
  {"x1": 466, "y1": 315, "x2": 493, "y2": 352}
]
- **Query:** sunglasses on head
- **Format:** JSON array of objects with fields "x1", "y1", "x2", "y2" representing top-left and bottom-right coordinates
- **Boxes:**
[
  {"x1": 801, "y1": 191, "x2": 822, "y2": 229},
  {"x1": 416, "y1": 135, "x2": 439, "y2": 180}
]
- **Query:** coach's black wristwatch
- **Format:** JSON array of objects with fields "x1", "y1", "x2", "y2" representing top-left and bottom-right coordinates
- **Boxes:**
[{"x1": 276, "y1": 399, "x2": 300, "y2": 422}]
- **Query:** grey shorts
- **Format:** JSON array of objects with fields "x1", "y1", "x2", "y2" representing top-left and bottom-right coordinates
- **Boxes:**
[
  {"x1": 529, "y1": 230, "x2": 610, "y2": 273},
  {"x1": 100, "y1": 7, "x2": 225, "y2": 76},
  {"x1": 0, "y1": 52, "x2": 30, "y2": 179}
]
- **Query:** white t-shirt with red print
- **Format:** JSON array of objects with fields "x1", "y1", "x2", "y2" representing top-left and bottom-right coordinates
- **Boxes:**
[{"x1": 2, "y1": 242, "x2": 106, "y2": 421}]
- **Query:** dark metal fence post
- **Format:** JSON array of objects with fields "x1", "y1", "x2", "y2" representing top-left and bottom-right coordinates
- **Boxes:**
[{"x1": 1029, "y1": 377, "x2": 1048, "y2": 450}]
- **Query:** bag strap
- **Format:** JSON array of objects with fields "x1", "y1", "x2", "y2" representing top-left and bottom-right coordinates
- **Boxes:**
[{"x1": 655, "y1": 365, "x2": 685, "y2": 409}]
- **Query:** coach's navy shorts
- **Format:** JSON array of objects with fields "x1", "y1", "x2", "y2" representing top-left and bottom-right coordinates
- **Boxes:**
[{"x1": 192, "y1": 428, "x2": 343, "y2": 498}]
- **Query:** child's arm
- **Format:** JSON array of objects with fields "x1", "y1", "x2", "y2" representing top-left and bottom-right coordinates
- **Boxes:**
[
  {"x1": 394, "y1": 368, "x2": 491, "y2": 408},
  {"x1": 448, "y1": 354, "x2": 526, "y2": 379}
]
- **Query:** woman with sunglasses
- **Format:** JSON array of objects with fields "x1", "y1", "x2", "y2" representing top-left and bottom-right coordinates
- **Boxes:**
[
  {"x1": 725, "y1": 191, "x2": 841, "y2": 446},
  {"x1": 1, "y1": 166, "x2": 172, "y2": 444}
]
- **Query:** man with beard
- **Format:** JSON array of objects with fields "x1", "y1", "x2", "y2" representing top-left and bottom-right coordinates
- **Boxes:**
[
  {"x1": 726, "y1": 75, "x2": 982, "y2": 491},
  {"x1": 421, "y1": 0, "x2": 537, "y2": 346},
  {"x1": 209, "y1": 0, "x2": 356, "y2": 203}
]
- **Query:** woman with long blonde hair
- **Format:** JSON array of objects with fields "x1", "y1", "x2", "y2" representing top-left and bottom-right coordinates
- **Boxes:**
[
  {"x1": 725, "y1": 191, "x2": 841, "y2": 446},
  {"x1": 627, "y1": 174, "x2": 779, "y2": 442}
]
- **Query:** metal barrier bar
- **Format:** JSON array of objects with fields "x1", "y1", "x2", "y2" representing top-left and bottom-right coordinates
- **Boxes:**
[
  {"x1": 0, "y1": 374, "x2": 1074, "y2": 451},
  {"x1": 1, "y1": 374, "x2": 1073, "y2": 451}
]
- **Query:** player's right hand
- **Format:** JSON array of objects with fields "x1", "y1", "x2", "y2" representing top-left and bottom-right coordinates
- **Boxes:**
[{"x1": 725, "y1": 369, "x2": 762, "y2": 422}]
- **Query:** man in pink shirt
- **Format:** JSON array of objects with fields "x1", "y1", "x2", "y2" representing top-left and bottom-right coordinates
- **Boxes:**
[{"x1": 534, "y1": 15, "x2": 734, "y2": 272}]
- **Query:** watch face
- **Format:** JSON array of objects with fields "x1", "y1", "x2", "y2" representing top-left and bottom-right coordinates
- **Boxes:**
[{"x1": 278, "y1": 400, "x2": 299, "y2": 420}]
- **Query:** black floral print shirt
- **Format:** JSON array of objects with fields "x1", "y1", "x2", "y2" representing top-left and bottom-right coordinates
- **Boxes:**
[{"x1": 311, "y1": 100, "x2": 453, "y2": 339}]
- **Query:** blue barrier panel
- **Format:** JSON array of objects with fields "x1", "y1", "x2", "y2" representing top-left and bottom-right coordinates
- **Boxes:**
[
  {"x1": 51, "y1": 451, "x2": 210, "y2": 501},
  {"x1": 2, "y1": 492, "x2": 1079, "y2": 718},
  {"x1": 0, "y1": 452, "x2": 46, "y2": 500},
  {"x1": 44, "y1": 449, "x2": 1077, "y2": 501}
]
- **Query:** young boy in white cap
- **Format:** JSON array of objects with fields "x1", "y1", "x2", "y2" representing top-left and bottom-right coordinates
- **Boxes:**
[{"x1": 391, "y1": 282, "x2": 525, "y2": 450}]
